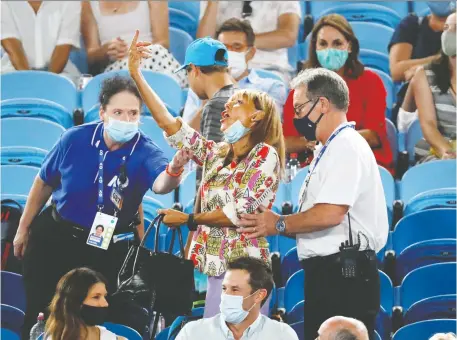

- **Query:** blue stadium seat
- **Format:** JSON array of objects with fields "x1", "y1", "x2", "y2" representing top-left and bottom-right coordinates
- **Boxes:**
[
  {"x1": 281, "y1": 247, "x2": 301, "y2": 287},
  {"x1": 287, "y1": 300, "x2": 304, "y2": 324},
  {"x1": 169, "y1": 27, "x2": 193, "y2": 65},
  {"x1": 284, "y1": 269, "x2": 304, "y2": 313},
  {"x1": 169, "y1": 1, "x2": 200, "y2": 21},
  {"x1": 291, "y1": 167, "x2": 308, "y2": 213},
  {"x1": 366, "y1": 68, "x2": 394, "y2": 117},
  {"x1": 290, "y1": 321, "x2": 304, "y2": 340},
  {"x1": 142, "y1": 196, "x2": 165, "y2": 225},
  {"x1": 1, "y1": 328, "x2": 20, "y2": 340},
  {"x1": 273, "y1": 181, "x2": 289, "y2": 213},
  {"x1": 318, "y1": 3, "x2": 402, "y2": 29},
  {"x1": 1, "y1": 304, "x2": 24, "y2": 335},
  {"x1": 380, "y1": 270, "x2": 394, "y2": 316},
  {"x1": 253, "y1": 69, "x2": 284, "y2": 83},
  {"x1": 1, "y1": 118, "x2": 64, "y2": 167},
  {"x1": 1, "y1": 165, "x2": 38, "y2": 196},
  {"x1": 1, "y1": 272, "x2": 26, "y2": 312},
  {"x1": 385, "y1": 118, "x2": 398, "y2": 164},
  {"x1": 1, "y1": 71, "x2": 76, "y2": 128},
  {"x1": 146, "y1": 187, "x2": 175, "y2": 209},
  {"x1": 404, "y1": 294, "x2": 457, "y2": 325},
  {"x1": 400, "y1": 263, "x2": 456, "y2": 313},
  {"x1": 412, "y1": 1, "x2": 431, "y2": 15},
  {"x1": 69, "y1": 37, "x2": 89, "y2": 74},
  {"x1": 360, "y1": 49, "x2": 390, "y2": 74},
  {"x1": 392, "y1": 319, "x2": 457, "y2": 340},
  {"x1": 140, "y1": 116, "x2": 176, "y2": 161},
  {"x1": 405, "y1": 119, "x2": 423, "y2": 164},
  {"x1": 103, "y1": 322, "x2": 142, "y2": 339},
  {"x1": 278, "y1": 235, "x2": 297, "y2": 259},
  {"x1": 81, "y1": 70, "x2": 182, "y2": 120},
  {"x1": 376, "y1": 306, "x2": 391, "y2": 340},
  {"x1": 179, "y1": 169, "x2": 197, "y2": 207},
  {"x1": 169, "y1": 8, "x2": 198, "y2": 38},
  {"x1": 310, "y1": 1, "x2": 409, "y2": 19},
  {"x1": 168, "y1": 308, "x2": 204, "y2": 340},
  {"x1": 155, "y1": 327, "x2": 169, "y2": 340},
  {"x1": 351, "y1": 22, "x2": 394, "y2": 54},
  {"x1": 379, "y1": 165, "x2": 395, "y2": 228},
  {"x1": 400, "y1": 160, "x2": 456, "y2": 215}
]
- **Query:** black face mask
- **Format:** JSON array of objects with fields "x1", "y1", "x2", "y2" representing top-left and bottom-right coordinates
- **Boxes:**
[
  {"x1": 80, "y1": 304, "x2": 108, "y2": 326},
  {"x1": 293, "y1": 99, "x2": 324, "y2": 141}
]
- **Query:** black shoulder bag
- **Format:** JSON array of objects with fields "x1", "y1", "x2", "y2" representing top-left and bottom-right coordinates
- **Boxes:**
[{"x1": 1, "y1": 199, "x2": 23, "y2": 274}]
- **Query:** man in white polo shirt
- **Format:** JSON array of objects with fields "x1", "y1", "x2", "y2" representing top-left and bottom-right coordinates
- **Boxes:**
[{"x1": 239, "y1": 68, "x2": 389, "y2": 339}]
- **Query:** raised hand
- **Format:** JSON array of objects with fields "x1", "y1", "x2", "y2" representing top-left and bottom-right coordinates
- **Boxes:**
[
  {"x1": 169, "y1": 149, "x2": 193, "y2": 173},
  {"x1": 128, "y1": 30, "x2": 152, "y2": 75}
]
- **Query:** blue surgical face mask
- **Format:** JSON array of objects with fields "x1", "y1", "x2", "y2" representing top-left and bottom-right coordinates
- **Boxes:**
[
  {"x1": 316, "y1": 48, "x2": 349, "y2": 71},
  {"x1": 105, "y1": 117, "x2": 139, "y2": 143},
  {"x1": 220, "y1": 290, "x2": 259, "y2": 324},
  {"x1": 427, "y1": 1, "x2": 456, "y2": 17},
  {"x1": 223, "y1": 120, "x2": 251, "y2": 144}
]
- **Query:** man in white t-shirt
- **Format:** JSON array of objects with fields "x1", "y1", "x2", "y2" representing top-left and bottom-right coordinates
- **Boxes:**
[
  {"x1": 239, "y1": 68, "x2": 389, "y2": 339},
  {"x1": 197, "y1": 1, "x2": 301, "y2": 82}
]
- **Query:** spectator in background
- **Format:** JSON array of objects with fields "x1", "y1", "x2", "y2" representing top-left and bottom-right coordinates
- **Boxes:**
[
  {"x1": 430, "y1": 333, "x2": 457, "y2": 340},
  {"x1": 45, "y1": 268, "x2": 126, "y2": 340},
  {"x1": 389, "y1": 1, "x2": 456, "y2": 82},
  {"x1": 176, "y1": 257, "x2": 298, "y2": 340},
  {"x1": 284, "y1": 14, "x2": 393, "y2": 173},
  {"x1": 197, "y1": 1, "x2": 301, "y2": 82},
  {"x1": 409, "y1": 12, "x2": 456, "y2": 163},
  {"x1": 1, "y1": 1, "x2": 81, "y2": 82},
  {"x1": 81, "y1": 1, "x2": 187, "y2": 87},
  {"x1": 183, "y1": 18, "x2": 287, "y2": 124},
  {"x1": 316, "y1": 316, "x2": 369, "y2": 340}
]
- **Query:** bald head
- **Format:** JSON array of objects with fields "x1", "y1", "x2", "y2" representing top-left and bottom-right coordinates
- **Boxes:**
[{"x1": 317, "y1": 316, "x2": 369, "y2": 340}]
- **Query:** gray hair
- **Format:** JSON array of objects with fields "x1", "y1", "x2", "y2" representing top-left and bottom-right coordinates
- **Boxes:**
[
  {"x1": 290, "y1": 68, "x2": 350, "y2": 112},
  {"x1": 334, "y1": 329, "x2": 357, "y2": 340}
]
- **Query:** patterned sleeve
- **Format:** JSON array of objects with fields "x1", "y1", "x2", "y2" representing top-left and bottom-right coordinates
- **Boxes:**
[
  {"x1": 165, "y1": 118, "x2": 216, "y2": 166},
  {"x1": 223, "y1": 144, "x2": 280, "y2": 226}
]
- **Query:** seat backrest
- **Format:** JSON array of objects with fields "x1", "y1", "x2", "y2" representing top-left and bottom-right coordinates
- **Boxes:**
[
  {"x1": 103, "y1": 322, "x2": 142, "y2": 340},
  {"x1": 359, "y1": 49, "x2": 390, "y2": 74},
  {"x1": 379, "y1": 165, "x2": 395, "y2": 211},
  {"x1": 350, "y1": 22, "x2": 394, "y2": 54},
  {"x1": 392, "y1": 319, "x2": 457, "y2": 340},
  {"x1": 1, "y1": 328, "x2": 20, "y2": 340},
  {"x1": 405, "y1": 119, "x2": 423, "y2": 163},
  {"x1": 400, "y1": 160, "x2": 456, "y2": 204},
  {"x1": 290, "y1": 321, "x2": 304, "y2": 340},
  {"x1": 1, "y1": 304, "x2": 25, "y2": 333},
  {"x1": 384, "y1": 118, "x2": 398, "y2": 163},
  {"x1": 273, "y1": 181, "x2": 288, "y2": 213},
  {"x1": 1, "y1": 165, "x2": 39, "y2": 196},
  {"x1": 400, "y1": 263, "x2": 457, "y2": 311},
  {"x1": 281, "y1": 247, "x2": 300, "y2": 286},
  {"x1": 412, "y1": 1, "x2": 430, "y2": 15},
  {"x1": 139, "y1": 116, "x2": 176, "y2": 161},
  {"x1": 284, "y1": 269, "x2": 304, "y2": 312},
  {"x1": 168, "y1": 8, "x2": 198, "y2": 38},
  {"x1": 179, "y1": 169, "x2": 197, "y2": 206},
  {"x1": 287, "y1": 300, "x2": 304, "y2": 324},
  {"x1": 169, "y1": 27, "x2": 193, "y2": 65},
  {"x1": 1, "y1": 71, "x2": 77, "y2": 113},
  {"x1": 291, "y1": 167, "x2": 308, "y2": 211},
  {"x1": 311, "y1": 1, "x2": 409, "y2": 18},
  {"x1": 404, "y1": 294, "x2": 457, "y2": 325},
  {"x1": 379, "y1": 270, "x2": 394, "y2": 315},
  {"x1": 366, "y1": 68, "x2": 394, "y2": 109},
  {"x1": 0, "y1": 272, "x2": 25, "y2": 312},
  {"x1": 393, "y1": 208, "x2": 457, "y2": 254},
  {"x1": 1, "y1": 118, "x2": 65, "y2": 150},
  {"x1": 168, "y1": 1, "x2": 200, "y2": 20}
]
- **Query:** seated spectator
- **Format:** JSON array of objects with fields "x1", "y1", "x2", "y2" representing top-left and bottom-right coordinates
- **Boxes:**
[
  {"x1": 81, "y1": 1, "x2": 187, "y2": 87},
  {"x1": 410, "y1": 13, "x2": 456, "y2": 163},
  {"x1": 317, "y1": 316, "x2": 369, "y2": 340},
  {"x1": 430, "y1": 333, "x2": 457, "y2": 340},
  {"x1": 45, "y1": 267, "x2": 126, "y2": 340},
  {"x1": 389, "y1": 1, "x2": 455, "y2": 82},
  {"x1": 284, "y1": 14, "x2": 394, "y2": 173},
  {"x1": 183, "y1": 18, "x2": 287, "y2": 124},
  {"x1": 1, "y1": 1, "x2": 81, "y2": 82},
  {"x1": 197, "y1": 1, "x2": 301, "y2": 82},
  {"x1": 176, "y1": 257, "x2": 298, "y2": 340}
]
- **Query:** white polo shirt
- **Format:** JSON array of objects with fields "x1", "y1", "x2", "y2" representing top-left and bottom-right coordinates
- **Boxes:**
[{"x1": 296, "y1": 123, "x2": 389, "y2": 260}]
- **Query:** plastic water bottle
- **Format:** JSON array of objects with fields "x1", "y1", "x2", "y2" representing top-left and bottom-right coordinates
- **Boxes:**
[{"x1": 30, "y1": 312, "x2": 45, "y2": 340}]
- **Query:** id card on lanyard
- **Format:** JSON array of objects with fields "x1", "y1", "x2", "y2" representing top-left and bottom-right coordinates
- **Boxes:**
[{"x1": 298, "y1": 123, "x2": 355, "y2": 211}]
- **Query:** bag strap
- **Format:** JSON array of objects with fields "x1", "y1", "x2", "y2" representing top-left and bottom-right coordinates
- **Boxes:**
[{"x1": 167, "y1": 227, "x2": 186, "y2": 258}]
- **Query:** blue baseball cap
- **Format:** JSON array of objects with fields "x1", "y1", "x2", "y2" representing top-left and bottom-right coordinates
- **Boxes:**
[{"x1": 174, "y1": 37, "x2": 228, "y2": 73}]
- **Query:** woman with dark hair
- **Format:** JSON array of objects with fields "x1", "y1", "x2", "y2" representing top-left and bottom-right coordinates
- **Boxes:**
[
  {"x1": 283, "y1": 14, "x2": 393, "y2": 173},
  {"x1": 45, "y1": 268, "x2": 125, "y2": 340},
  {"x1": 13, "y1": 75, "x2": 191, "y2": 338}
]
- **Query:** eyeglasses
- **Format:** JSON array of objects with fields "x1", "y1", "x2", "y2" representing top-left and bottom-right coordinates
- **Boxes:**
[
  {"x1": 242, "y1": 1, "x2": 252, "y2": 18},
  {"x1": 293, "y1": 100, "x2": 312, "y2": 116}
]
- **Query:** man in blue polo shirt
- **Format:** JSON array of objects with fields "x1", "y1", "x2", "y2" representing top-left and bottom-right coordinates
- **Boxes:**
[{"x1": 13, "y1": 75, "x2": 191, "y2": 338}]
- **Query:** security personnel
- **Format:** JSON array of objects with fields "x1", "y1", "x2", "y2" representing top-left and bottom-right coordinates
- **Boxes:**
[
  {"x1": 13, "y1": 75, "x2": 190, "y2": 338},
  {"x1": 239, "y1": 69, "x2": 388, "y2": 339}
]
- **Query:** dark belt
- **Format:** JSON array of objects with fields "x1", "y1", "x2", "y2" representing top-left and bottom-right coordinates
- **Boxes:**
[
  {"x1": 51, "y1": 206, "x2": 90, "y2": 239},
  {"x1": 301, "y1": 249, "x2": 377, "y2": 269}
]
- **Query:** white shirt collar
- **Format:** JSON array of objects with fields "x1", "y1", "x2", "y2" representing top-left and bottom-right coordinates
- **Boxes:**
[{"x1": 219, "y1": 313, "x2": 263, "y2": 339}]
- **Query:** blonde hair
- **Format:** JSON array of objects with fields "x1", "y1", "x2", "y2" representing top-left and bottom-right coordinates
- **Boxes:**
[{"x1": 230, "y1": 89, "x2": 286, "y2": 172}]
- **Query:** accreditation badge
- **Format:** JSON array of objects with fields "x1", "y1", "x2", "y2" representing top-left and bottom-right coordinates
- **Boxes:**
[{"x1": 86, "y1": 212, "x2": 118, "y2": 250}]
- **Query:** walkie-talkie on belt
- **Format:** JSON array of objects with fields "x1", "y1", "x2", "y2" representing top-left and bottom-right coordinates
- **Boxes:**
[{"x1": 339, "y1": 213, "x2": 360, "y2": 278}]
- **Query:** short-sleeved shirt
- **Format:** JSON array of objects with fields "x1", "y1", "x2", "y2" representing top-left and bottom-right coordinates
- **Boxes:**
[
  {"x1": 199, "y1": 1, "x2": 301, "y2": 73},
  {"x1": 296, "y1": 124, "x2": 389, "y2": 260},
  {"x1": 40, "y1": 122, "x2": 168, "y2": 229},
  {"x1": 1, "y1": 1, "x2": 81, "y2": 73},
  {"x1": 388, "y1": 15, "x2": 442, "y2": 59},
  {"x1": 166, "y1": 120, "x2": 279, "y2": 276},
  {"x1": 183, "y1": 69, "x2": 287, "y2": 123}
]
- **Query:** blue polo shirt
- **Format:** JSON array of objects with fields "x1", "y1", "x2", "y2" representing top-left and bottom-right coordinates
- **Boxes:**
[{"x1": 40, "y1": 122, "x2": 168, "y2": 229}]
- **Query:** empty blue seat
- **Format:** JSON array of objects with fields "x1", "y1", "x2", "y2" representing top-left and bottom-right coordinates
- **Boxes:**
[
  {"x1": 351, "y1": 22, "x2": 394, "y2": 54},
  {"x1": 155, "y1": 327, "x2": 169, "y2": 340},
  {"x1": 385, "y1": 118, "x2": 398, "y2": 164},
  {"x1": 405, "y1": 119, "x2": 423, "y2": 164},
  {"x1": 169, "y1": 1, "x2": 200, "y2": 21},
  {"x1": 367, "y1": 69, "x2": 394, "y2": 117},
  {"x1": 169, "y1": 27, "x2": 193, "y2": 65},
  {"x1": 142, "y1": 196, "x2": 165, "y2": 224},
  {"x1": 145, "y1": 187, "x2": 175, "y2": 209},
  {"x1": 278, "y1": 235, "x2": 297, "y2": 258},
  {"x1": 168, "y1": 308, "x2": 204, "y2": 340},
  {"x1": 1, "y1": 272, "x2": 25, "y2": 312},
  {"x1": 379, "y1": 165, "x2": 395, "y2": 228},
  {"x1": 318, "y1": 3, "x2": 402, "y2": 29},
  {"x1": 273, "y1": 181, "x2": 289, "y2": 213},
  {"x1": 1, "y1": 165, "x2": 39, "y2": 196},
  {"x1": 291, "y1": 167, "x2": 308, "y2": 212},
  {"x1": 169, "y1": 8, "x2": 198, "y2": 38},
  {"x1": 284, "y1": 269, "x2": 304, "y2": 313},
  {"x1": 1, "y1": 304, "x2": 24, "y2": 335},
  {"x1": 140, "y1": 116, "x2": 176, "y2": 161},
  {"x1": 412, "y1": 1, "x2": 431, "y2": 15},
  {"x1": 287, "y1": 300, "x2": 304, "y2": 324},
  {"x1": 360, "y1": 49, "x2": 390, "y2": 74},
  {"x1": 404, "y1": 294, "x2": 457, "y2": 325},
  {"x1": 380, "y1": 270, "x2": 394, "y2": 316},
  {"x1": 281, "y1": 247, "x2": 301, "y2": 286},
  {"x1": 400, "y1": 263, "x2": 456, "y2": 313},
  {"x1": 290, "y1": 321, "x2": 304, "y2": 340},
  {"x1": 310, "y1": 1, "x2": 409, "y2": 19},
  {"x1": 103, "y1": 322, "x2": 142, "y2": 340},
  {"x1": 1, "y1": 328, "x2": 20, "y2": 340},
  {"x1": 1, "y1": 118, "x2": 65, "y2": 167},
  {"x1": 179, "y1": 169, "x2": 197, "y2": 207},
  {"x1": 392, "y1": 319, "x2": 457, "y2": 340},
  {"x1": 1, "y1": 71, "x2": 76, "y2": 128}
]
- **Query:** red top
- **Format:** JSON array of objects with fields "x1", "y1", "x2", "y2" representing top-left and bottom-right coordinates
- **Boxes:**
[{"x1": 283, "y1": 69, "x2": 394, "y2": 173}]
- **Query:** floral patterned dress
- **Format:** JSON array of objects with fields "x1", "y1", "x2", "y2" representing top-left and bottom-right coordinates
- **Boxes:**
[{"x1": 166, "y1": 120, "x2": 280, "y2": 277}]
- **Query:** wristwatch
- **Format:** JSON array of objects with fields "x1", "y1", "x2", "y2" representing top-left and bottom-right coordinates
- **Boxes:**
[{"x1": 275, "y1": 215, "x2": 286, "y2": 234}]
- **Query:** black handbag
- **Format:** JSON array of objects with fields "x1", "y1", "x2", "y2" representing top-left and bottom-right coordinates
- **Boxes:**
[{"x1": 109, "y1": 214, "x2": 195, "y2": 336}]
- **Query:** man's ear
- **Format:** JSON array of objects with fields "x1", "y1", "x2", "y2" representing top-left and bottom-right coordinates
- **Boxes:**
[
  {"x1": 319, "y1": 97, "x2": 331, "y2": 115},
  {"x1": 246, "y1": 47, "x2": 256, "y2": 63},
  {"x1": 99, "y1": 107, "x2": 106, "y2": 122},
  {"x1": 249, "y1": 110, "x2": 266, "y2": 128},
  {"x1": 255, "y1": 289, "x2": 268, "y2": 305}
]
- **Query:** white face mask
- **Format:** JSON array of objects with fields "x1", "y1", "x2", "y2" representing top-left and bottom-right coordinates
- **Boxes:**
[
  {"x1": 228, "y1": 50, "x2": 248, "y2": 79},
  {"x1": 219, "y1": 290, "x2": 258, "y2": 324}
]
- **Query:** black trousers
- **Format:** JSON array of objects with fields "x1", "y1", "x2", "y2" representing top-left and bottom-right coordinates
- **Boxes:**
[
  {"x1": 302, "y1": 250, "x2": 380, "y2": 340},
  {"x1": 21, "y1": 207, "x2": 129, "y2": 339}
]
